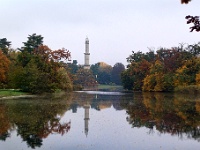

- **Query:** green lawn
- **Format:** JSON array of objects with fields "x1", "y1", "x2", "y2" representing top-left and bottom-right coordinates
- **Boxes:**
[
  {"x1": 98, "y1": 84, "x2": 124, "y2": 91},
  {"x1": 0, "y1": 89, "x2": 28, "y2": 98}
]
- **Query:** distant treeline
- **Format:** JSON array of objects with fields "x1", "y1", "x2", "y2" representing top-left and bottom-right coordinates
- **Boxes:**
[
  {"x1": 0, "y1": 34, "x2": 125, "y2": 94},
  {"x1": 121, "y1": 42, "x2": 200, "y2": 92}
]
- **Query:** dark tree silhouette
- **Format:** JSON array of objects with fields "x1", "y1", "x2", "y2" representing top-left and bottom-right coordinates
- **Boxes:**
[
  {"x1": 0, "y1": 38, "x2": 11, "y2": 55},
  {"x1": 186, "y1": 16, "x2": 200, "y2": 32},
  {"x1": 181, "y1": 0, "x2": 191, "y2": 4},
  {"x1": 181, "y1": 0, "x2": 200, "y2": 32},
  {"x1": 111, "y1": 63, "x2": 125, "y2": 85}
]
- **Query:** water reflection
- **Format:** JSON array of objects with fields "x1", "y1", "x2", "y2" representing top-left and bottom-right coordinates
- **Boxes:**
[
  {"x1": 0, "y1": 94, "x2": 72, "y2": 148},
  {"x1": 123, "y1": 92, "x2": 200, "y2": 142},
  {"x1": 68, "y1": 91, "x2": 200, "y2": 142},
  {"x1": 0, "y1": 91, "x2": 200, "y2": 149}
]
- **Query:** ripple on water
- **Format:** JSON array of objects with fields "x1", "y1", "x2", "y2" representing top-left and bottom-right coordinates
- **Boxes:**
[{"x1": 75, "y1": 91, "x2": 125, "y2": 95}]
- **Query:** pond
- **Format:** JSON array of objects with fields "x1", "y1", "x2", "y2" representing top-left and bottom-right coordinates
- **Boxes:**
[{"x1": 0, "y1": 91, "x2": 200, "y2": 150}]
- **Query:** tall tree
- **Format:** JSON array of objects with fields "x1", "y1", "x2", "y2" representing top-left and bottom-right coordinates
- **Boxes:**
[
  {"x1": 0, "y1": 38, "x2": 11, "y2": 55},
  {"x1": 18, "y1": 33, "x2": 44, "y2": 67},
  {"x1": 20, "y1": 33, "x2": 43, "y2": 54},
  {"x1": 11, "y1": 34, "x2": 72, "y2": 93}
]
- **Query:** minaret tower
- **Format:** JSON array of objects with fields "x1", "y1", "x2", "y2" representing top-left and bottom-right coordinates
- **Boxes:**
[{"x1": 84, "y1": 37, "x2": 90, "y2": 69}]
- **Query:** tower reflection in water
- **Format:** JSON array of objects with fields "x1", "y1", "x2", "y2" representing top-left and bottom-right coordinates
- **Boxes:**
[{"x1": 84, "y1": 104, "x2": 90, "y2": 137}]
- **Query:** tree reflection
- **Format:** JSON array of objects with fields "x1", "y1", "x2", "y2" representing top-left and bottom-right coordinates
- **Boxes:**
[
  {"x1": 0, "y1": 104, "x2": 12, "y2": 141},
  {"x1": 0, "y1": 132, "x2": 10, "y2": 141},
  {"x1": 124, "y1": 93, "x2": 200, "y2": 142},
  {"x1": 0, "y1": 95, "x2": 72, "y2": 148},
  {"x1": 1, "y1": 91, "x2": 200, "y2": 148}
]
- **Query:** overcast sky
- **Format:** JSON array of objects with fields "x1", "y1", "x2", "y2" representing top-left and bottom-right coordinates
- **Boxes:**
[{"x1": 1, "y1": 0, "x2": 200, "y2": 66}]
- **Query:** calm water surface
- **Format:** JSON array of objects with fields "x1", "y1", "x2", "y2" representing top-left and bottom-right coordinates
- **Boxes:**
[{"x1": 0, "y1": 91, "x2": 200, "y2": 150}]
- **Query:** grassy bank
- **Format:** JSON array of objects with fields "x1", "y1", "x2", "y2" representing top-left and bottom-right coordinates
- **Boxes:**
[
  {"x1": 98, "y1": 84, "x2": 124, "y2": 91},
  {"x1": 0, "y1": 89, "x2": 28, "y2": 98}
]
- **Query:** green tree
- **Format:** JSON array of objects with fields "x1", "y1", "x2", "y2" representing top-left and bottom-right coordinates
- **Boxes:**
[
  {"x1": 67, "y1": 60, "x2": 79, "y2": 74},
  {"x1": 56, "y1": 67, "x2": 73, "y2": 91},
  {"x1": 90, "y1": 63, "x2": 99, "y2": 76},
  {"x1": 20, "y1": 33, "x2": 43, "y2": 53},
  {"x1": 121, "y1": 70, "x2": 134, "y2": 90},
  {"x1": 0, "y1": 38, "x2": 11, "y2": 55},
  {"x1": 111, "y1": 63, "x2": 125, "y2": 85},
  {"x1": 18, "y1": 33, "x2": 43, "y2": 67},
  {"x1": 175, "y1": 58, "x2": 200, "y2": 86},
  {"x1": 127, "y1": 50, "x2": 155, "y2": 63},
  {"x1": 10, "y1": 34, "x2": 72, "y2": 93},
  {"x1": 90, "y1": 62, "x2": 112, "y2": 84}
]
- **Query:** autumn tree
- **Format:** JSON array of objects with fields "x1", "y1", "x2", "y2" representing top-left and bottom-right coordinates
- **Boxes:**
[
  {"x1": 175, "y1": 58, "x2": 200, "y2": 86},
  {"x1": 122, "y1": 59, "x2": 151, "y2": 91},
  {"x1": 124, "y1": 92, "x2": 200, "y2": 137},
  {"x1": 74, "y1": 68, "x2": 97, "y2": 89},
  {"x1": 10, "y1": 34, "x2": 72, "y2": 93},
  {"x1": 143, "y1": 60, "x2": 165, "y2": 91},
  {"x1": 122, "y1": 43, "x2": 200, "y2": 91},
  {"x1": 0, "y1": 51, "x2": 10, "y2": 88}
]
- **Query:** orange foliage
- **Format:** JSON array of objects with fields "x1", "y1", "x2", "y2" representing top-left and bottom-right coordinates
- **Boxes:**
[
  {"x1": 34, "y1": 45, "x2": 71, "y2": 62},
  {"x1": 38, "y1": 121, "x2": 71, "y2": 138},
  {"x1": 0, "y1": 105, "x2": 11, "y2": 134},
  {"x1": 0, "y1": 50, "x2": 10, "y2": 83},
  {"x1": 196, "y1": 102, "x2": 200, "y2": 113},
  {"x1": 195, "y1": 72, "x2": 200, "y2": 85}
]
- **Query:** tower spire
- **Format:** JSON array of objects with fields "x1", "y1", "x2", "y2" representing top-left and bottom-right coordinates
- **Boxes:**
[{"x1": 84, "y1": 37, "x2": 90, "y2": 69}]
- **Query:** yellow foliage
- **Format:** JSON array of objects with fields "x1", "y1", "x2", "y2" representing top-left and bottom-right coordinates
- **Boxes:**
[
  {"x1": 154, "y1": 73, "x2": 164, "y2": 91},
  {"x1": 176, "y1": 65, "x2": 187, "y2": 74},
  {"x1": 98, "y1": 62, "x2": 112, "y2": 73},
  {"x1": 196, "y1": 102, "x2": 200, "y2": 113},
  {"x1": 0, "y1": 50, "x2": 10, "y2": 83},
  {"x1": 196, "y1": 72, "x2": 200, "y2": 85}
]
